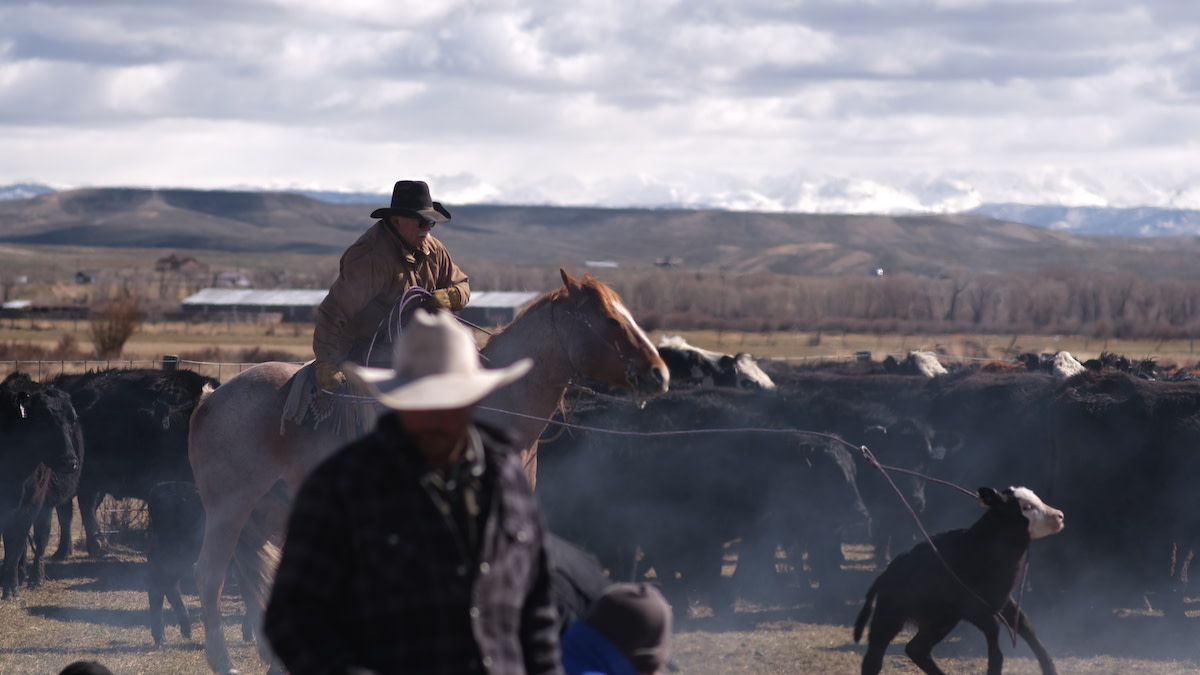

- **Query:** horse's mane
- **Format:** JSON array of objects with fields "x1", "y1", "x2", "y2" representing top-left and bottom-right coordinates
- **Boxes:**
[{"x1": 492, "y1": 273, "x2": 619, "y2": 337}]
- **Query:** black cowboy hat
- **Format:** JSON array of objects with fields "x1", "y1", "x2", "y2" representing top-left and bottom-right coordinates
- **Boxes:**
[{"x1": 370, "y1": 180, "x2": 451, "y2": 222}]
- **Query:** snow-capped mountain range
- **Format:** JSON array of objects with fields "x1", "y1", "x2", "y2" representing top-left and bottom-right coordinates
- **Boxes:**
[{"x1": 5, "y1": 175, "x2": 1200, "y2": 238}]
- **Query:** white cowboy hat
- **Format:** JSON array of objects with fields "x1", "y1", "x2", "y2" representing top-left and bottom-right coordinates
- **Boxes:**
[{"x1": 346, "y1": 310, "x2": 531, "y2": 410}]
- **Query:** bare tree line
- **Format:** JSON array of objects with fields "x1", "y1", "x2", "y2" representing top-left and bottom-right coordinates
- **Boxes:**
[
  {"x1": 10, "y1": 255, "x2": 1200, "y2": 343},
  {"x1": 467, "y1": 261, "x2": 1200, "y2": 340}
]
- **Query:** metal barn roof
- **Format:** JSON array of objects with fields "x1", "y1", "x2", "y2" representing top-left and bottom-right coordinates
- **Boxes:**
[
  {"x1": 182, "y1": 289, "x2": 329, "y2": 306},
  {"x1": 182, "y1": 289, "x2": 539, "y2": 309}
]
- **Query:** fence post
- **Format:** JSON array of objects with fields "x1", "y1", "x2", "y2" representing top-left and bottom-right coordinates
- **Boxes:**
[{"x1": 162, "y1": 355, "x2": 180, "y2": 370}]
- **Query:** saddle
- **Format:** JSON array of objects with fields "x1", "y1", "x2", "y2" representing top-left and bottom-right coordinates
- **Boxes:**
[{"x1": 280, "y1": 362, "x2": 380, "y2": 442}]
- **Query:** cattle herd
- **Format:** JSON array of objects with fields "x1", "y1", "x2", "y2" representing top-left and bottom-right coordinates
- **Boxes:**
[
  {"x1": 539, "y1": 341, "x2": 1200, "y2": 639},
  {"x1": 4, "y1": 337, "x2": 1200, "y2": 671}
]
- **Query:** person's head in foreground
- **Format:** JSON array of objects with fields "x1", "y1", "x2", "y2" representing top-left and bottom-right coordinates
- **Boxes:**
[{"x1": 562, "y1": 582, "x2": 677, "y2": 675}]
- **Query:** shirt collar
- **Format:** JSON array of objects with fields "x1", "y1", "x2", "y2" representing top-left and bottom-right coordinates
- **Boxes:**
[{"x1": 421, "y1": 425, "x2": 485, "y2": 492}]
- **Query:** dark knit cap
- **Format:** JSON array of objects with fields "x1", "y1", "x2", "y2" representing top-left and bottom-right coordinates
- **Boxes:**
[{"x1": 584, "y1": 582, "x2": 674, "y2": 673}]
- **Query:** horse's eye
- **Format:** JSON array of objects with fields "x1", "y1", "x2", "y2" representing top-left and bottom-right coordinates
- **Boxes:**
[{"x1": 606, "y1": 317, "x2": 621, "y2": 328}]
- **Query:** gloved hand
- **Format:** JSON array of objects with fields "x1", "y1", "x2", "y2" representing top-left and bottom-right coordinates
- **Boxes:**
[
  {"x1": 313, "y1": 360, "x2": 346, "y2": 392},
  {"x1": 431, "y1": 287, "x2": 463, "y2": 310}
]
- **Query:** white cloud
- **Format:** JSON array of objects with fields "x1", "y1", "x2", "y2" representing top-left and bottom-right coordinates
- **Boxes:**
[{"x1": 0, "y1": 0, "x2": 1198, "y2": 212}]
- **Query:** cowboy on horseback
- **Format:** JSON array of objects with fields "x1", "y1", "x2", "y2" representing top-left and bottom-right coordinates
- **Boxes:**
[{"x1": 312, "y1": 179, "x2": 470, "y2": 387}]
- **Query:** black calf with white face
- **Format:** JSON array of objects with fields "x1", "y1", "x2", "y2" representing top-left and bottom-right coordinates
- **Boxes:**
[
  {"x1": 854, "y1": 486, "x2": 1064, "y2": 675},
  {"x1": 997, "y1": 486, "x2": 1065, "y2": 540}
]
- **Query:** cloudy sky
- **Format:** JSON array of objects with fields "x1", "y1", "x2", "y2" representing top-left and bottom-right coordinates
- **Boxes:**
[{"x1": 2, "y1": 0, "x2": 1199, "y2": 213}]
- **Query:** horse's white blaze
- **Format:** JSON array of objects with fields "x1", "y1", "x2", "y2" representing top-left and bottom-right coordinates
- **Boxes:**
[
  {"x1": 614, "y1": 299, "x2": 659, "y2": 357},
  {"x1": 1010, "y1": 486, "x2": 1065, "y2": 539}
]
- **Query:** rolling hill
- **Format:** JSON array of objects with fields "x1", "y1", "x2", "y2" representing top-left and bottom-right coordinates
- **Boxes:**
[{"x1": 3, "y1": 187, "x2": 1200, "y2": 280}]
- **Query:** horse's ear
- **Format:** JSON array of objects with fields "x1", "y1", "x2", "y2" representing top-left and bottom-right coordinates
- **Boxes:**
[{"x1": 560, "y1": 268, "x2": 580, "y2": 292}]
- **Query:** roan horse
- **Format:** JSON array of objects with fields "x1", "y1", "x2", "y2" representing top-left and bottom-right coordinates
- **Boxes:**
[{"x1": 187, "y1": 269, "x2": 669, "y2": 675}]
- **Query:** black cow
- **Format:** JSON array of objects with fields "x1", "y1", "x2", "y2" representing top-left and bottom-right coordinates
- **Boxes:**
[
  {"x1": 51, "y1": 368, "x2": 219, "y2": 556},
  {"x1": 1041, "y1": 369, "x2": 1200, "y2": 613},
  {"x1": 146, "y1": 480, "x2": 205, "y2": 645},
  {"x1": 656, "y1": 335, "x2": 775, "y2": 390},
  {"x1": 0, "y1": 372, "x2": 83, "y2": 599},
  {"x1": 893, "y1": 368, "x2": 1063, "y2": 539},
  {"x1": 538, "y1": 387, "x2": 868, "y2": 615},
  {"x1": 769, "y1": 364, "x2": 1200, "y2": 619},
  {"x1": 758, "y1": 365, "x2": 952, "y2": 565}
]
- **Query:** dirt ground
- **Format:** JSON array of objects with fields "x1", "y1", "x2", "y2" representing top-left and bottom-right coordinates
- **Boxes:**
[{"x1": 2, "y1": 525, "x2": 1199, "y2": 674}]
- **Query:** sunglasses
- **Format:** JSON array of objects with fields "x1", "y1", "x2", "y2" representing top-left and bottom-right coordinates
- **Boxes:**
[{"x1": 416, "y1": 217, "x2": 436, "y2": 229}]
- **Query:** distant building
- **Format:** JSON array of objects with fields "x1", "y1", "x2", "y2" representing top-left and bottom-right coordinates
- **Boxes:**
[
  {"x1": 155, "y1": 253, "x2": 207, "y2": 274},
  {"x1": 1, "y1": 299, "x2": 31, "y2": 319},
  {"x1": 181, "y1": 288, "x2": 540, "y2": 326},
  {"x1": 182, "y1": 288, "x2": 328, "y2": 322},
  {"x1": 584, "y1": 260, "x2": 619, "y2": 269},
  {"x1": 1, "y1": 299, "x2": 87, "y2": 320},
  {"x1": 215, "y1": 271, "x2": 253, "y2": 288},
  {"x1": 457, "y1": 291, "x2": 540, "y2": 328}
]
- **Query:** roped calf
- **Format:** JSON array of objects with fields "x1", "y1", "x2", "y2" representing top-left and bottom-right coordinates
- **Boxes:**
[{"x1": 854, "y1": 486, "x2": 1064, "y2": 675}]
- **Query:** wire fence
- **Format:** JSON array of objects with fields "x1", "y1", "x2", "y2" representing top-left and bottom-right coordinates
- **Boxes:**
[{"x1": 0, "y1": 356, "x2": 308, "y2": 382}]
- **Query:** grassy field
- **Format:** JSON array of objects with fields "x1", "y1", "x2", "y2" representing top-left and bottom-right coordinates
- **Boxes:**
[{"x1": 5, "y1": 317, "x2": 1200, "y2": 380}]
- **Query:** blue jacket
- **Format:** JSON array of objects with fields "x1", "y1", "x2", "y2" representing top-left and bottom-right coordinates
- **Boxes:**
[{"x1": 560, "y1": 620, "x2": 637, "y2": 675}]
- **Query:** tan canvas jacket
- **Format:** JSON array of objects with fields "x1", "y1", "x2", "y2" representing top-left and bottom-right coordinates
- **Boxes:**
[{"x1": 313, "y1": 220, "x2": 470, "y2": 366}]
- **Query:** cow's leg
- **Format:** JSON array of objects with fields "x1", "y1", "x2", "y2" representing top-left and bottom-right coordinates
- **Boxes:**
[
  {"x1": 167, "y1": 575, "x2": 192, "y2": 640},
  {"x1": 148, "y1": 575, "x2": 167, "y2": 646},
  {"x1": 808, "y1": 526, "x2": 852, "y2": 615},
  {"x1": 1005, "y1": 601, "x2": 1058, "y2": 675},
  {"x1": 860, "y1": 610, "x2": 906, "y2": 675},
  {"x1": 963, "y1": 613, "x2": 1004, "y2": 675},
  {"x1": 1, "y1": 521, "x2": 32, "y2": 599},
  {"x1": 51, "y1": 499, "x2": 74, "y2": 560},
  {"x1": 903, "y1": 621, "x2": 955, "y2": 675},
  {"x1": 78, "y1": 488, "x2": 106, "y2": 556},
  {"x1": 27, "y1": 506, "x2": 53, "y2": 588}
]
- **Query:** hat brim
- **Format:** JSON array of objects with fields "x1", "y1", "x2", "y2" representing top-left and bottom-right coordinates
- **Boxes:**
[
  {"x1": 369, "y1": 202, "x2": 452, "y2": 222},
  {"x1": 346, "y1": 358, "x2": 531, "y2": 410}
]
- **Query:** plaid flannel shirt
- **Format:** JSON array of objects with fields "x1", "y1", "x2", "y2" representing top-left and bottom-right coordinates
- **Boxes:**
[{"x1": 264, "y1": 414, "x2": 562, "y2": 675}]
